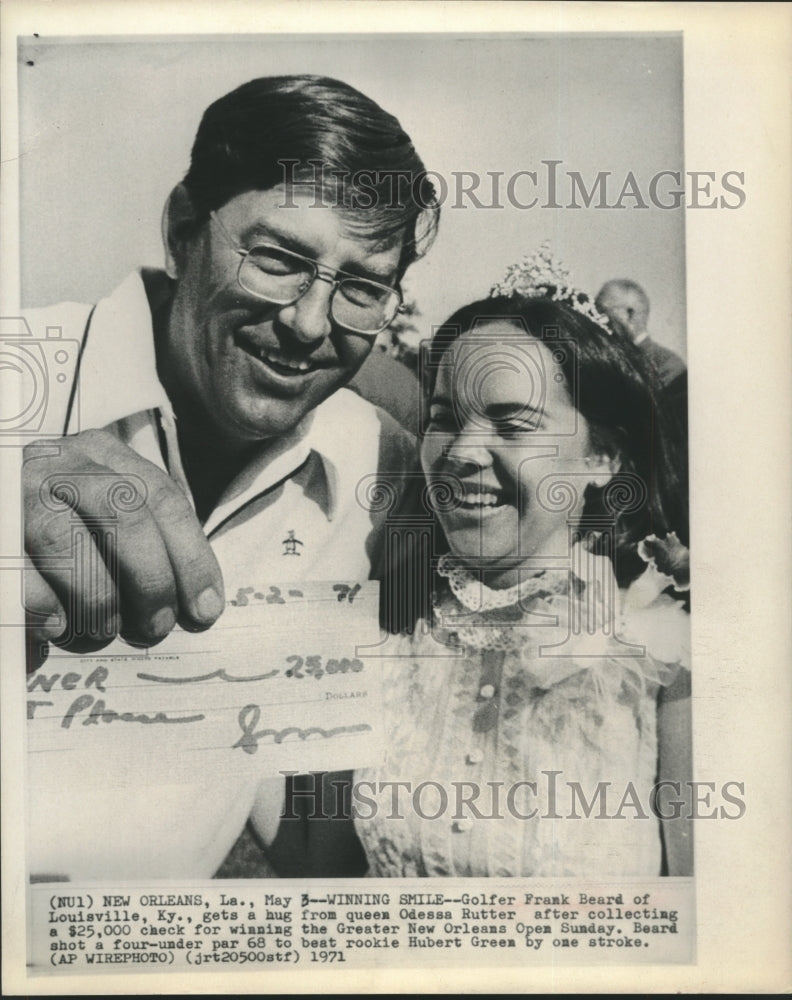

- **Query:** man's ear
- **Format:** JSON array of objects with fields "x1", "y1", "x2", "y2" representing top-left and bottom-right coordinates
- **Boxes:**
[
  {"x1": 162, "y1": 183, "x2": 199, "y2": 280},
  {"x1": 585, "y1": 450, "x2": 621, "y2": 488}
]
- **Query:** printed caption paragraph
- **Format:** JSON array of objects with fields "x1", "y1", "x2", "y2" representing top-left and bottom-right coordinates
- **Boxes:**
[{"x1": 30, "y1": 879, "x2": 694, "y2": 973}]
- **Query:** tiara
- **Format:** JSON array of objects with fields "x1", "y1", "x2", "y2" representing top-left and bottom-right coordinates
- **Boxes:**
[{"x1": 489, "y1": 242, "x2": 612, "y2": 333}]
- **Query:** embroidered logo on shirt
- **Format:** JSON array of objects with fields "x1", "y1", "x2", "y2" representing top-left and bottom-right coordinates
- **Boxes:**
[{"x1": 282, "y1": 530, "x2": 304, "y2": 556}]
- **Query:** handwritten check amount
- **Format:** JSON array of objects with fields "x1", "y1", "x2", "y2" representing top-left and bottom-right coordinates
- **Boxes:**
[{"x1": 27, "y1": 581, "x2": 384, "y2": 787}]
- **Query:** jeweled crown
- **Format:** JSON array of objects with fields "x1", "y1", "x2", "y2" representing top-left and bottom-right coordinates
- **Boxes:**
[{"x1": 490, "y1": 242, "x2": 612, "y2": 333}]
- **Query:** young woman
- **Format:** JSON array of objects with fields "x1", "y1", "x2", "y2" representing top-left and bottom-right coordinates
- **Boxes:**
[{"x1": 353, "y1": 251, "x2": 692, "y2": 877}]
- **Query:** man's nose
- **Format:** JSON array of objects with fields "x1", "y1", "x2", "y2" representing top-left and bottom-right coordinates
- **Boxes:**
[{"x1": 277, "y1": 278, "x2": 334, "y2": 344}]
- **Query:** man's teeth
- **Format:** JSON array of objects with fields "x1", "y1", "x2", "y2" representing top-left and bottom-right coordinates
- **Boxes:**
[
  {"x1": 460, "y1": 491, "x2": 504, "y2": 508},
  {"x1": 258, "y1": 348, "x2": 312, "y2": 372}
]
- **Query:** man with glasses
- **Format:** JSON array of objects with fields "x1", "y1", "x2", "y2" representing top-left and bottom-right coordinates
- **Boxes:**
[{"x1": 23, "y1": 75, "x2": 438, "y2": 878}]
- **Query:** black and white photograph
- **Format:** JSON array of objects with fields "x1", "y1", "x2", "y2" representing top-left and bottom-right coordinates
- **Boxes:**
[{"x1": 1, "y1": 1, "x2": 789, "y2": 994}]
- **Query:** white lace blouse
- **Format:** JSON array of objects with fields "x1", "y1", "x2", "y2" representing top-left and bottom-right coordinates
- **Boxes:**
[{"x1": 354, "y1": 546, "x2": 689, "y2": 878}]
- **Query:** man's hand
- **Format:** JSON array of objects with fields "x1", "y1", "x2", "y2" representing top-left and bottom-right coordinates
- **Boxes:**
[{"x1": 24, "y1": 429, "x2": 224, "y2": 654}]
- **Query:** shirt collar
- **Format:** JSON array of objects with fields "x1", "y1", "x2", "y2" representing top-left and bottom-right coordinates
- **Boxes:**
[
  {"x1": 74, "y1": 268, "x2": 344, "y2": 521},
  {"x1": 71, "y1": 268, "x2": 171, "y2": 431},
  {"x1": 203, "y1": 398, "x2": 349, "y2": 534}
]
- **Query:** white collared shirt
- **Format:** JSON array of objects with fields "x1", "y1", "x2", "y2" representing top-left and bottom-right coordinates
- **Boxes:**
[{"x1": 24, "y1": 269, "x2": 417, "y2": 879}]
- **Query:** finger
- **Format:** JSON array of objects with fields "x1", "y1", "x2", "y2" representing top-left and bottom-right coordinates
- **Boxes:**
[
  {"x1": 24, "y1": 558, "x2": 66, "y2": 672},
  {"x1": 24, "y1": 452, "x2": 121, "y2": 649},
  {"x1": 79, "y1": 469, "x2": 180, "y2": 646},
  {"x1": 143, "y1": 476, "x2": 225, "y2": 631},
  {"x1": 24, "y1": 556, "x2": 67, "y2": 641},
  {"x1": 72, "y1": 430, "x2": 225, "y2": 630},
  {"x1": 25, "y1": 441, "x2": 179, "y2": 646}
]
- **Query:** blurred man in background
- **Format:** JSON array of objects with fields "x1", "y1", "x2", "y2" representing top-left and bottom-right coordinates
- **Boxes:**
[{"x1": 595, "y1": 278, "x2": 686, "y2": 386}]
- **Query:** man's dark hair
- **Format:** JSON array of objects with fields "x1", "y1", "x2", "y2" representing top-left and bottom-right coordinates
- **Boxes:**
[{"x1": 183, "y1": 74, "x2": 439, "y2": 275}]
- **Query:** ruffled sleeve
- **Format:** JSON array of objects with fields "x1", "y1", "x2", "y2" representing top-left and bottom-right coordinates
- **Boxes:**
[{"x1": 507, "y1": 552, "x2": 691, "y2": 697}]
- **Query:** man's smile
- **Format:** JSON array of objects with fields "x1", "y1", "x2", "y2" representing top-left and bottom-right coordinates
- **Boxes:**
[{"x1": 233, "y1": 328, "x2": 332, "y2": 379}]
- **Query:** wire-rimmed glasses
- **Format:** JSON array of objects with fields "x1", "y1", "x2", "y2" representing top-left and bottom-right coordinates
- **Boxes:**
[{"x1": 210, "y1": 211, "x2": 403, "y2": 336}]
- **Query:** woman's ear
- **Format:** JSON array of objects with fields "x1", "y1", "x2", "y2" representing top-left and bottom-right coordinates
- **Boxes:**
[
  {"x1": 161, "y1": 183, "x2": 198, "y2": 280},
  {"x1": 584, "y1": 450, "x2": 621, "y2": 488}
]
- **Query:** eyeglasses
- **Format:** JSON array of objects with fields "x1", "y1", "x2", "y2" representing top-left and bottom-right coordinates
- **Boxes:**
[{"x1": 209, "y1": 212, "x2": 404, "y2": 336}]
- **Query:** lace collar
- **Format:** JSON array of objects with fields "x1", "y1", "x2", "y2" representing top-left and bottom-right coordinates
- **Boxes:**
[
  {"x1": 437, "y1": 552, "x2": 571, "y2": 612},
  {"x1": 430, "y1": 545, "x2": 688, "y2": 688},
  {"x1": 432, "y1": 546, "x2": 603, "y2": 653}
]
